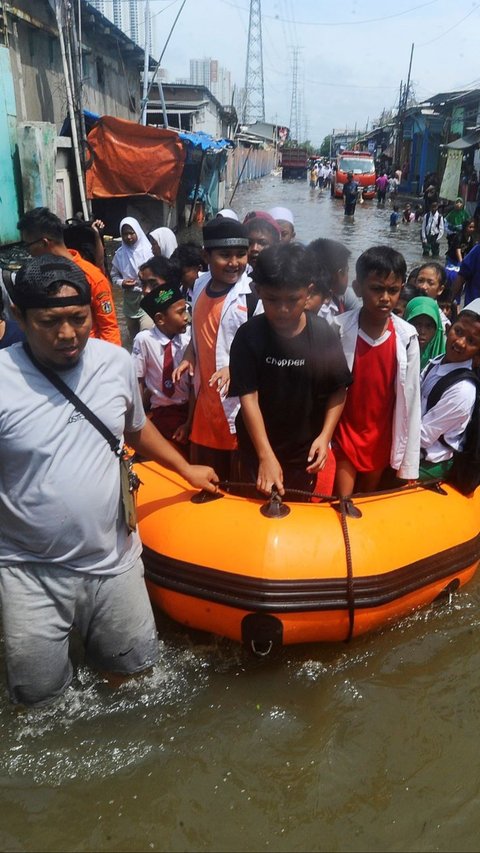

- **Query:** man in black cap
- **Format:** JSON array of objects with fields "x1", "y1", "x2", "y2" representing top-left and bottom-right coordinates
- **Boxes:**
[{"x1": 0, "y1": 255, "x2": 218, "y2": 707}]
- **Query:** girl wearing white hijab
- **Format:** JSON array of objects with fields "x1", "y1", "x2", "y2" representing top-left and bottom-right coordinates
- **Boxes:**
[
  {"x1": 111, "y1": 216, "x2": 154, "y2": 340},
  {"x1": 148, "y1": 226, "x2": 178, "y2": 259}
]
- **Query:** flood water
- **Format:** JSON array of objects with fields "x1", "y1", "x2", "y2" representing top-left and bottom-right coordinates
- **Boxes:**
[{"x1": 2, "y1": 176, "x2": 480, "y2": 853}]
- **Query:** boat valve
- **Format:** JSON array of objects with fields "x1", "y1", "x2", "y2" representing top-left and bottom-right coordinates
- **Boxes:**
[{"x1": 260, "y1": 487, "x2": 291, "y2": 519}]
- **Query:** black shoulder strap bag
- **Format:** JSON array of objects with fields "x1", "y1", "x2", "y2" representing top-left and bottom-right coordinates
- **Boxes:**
[{"x1": 22, "y1": 342, "x2": 140, "y2": 533}]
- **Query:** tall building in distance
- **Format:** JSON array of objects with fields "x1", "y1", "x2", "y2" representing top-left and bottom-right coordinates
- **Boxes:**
[
  {"x1": 189, "y1": 57, "x2": 232, "y2": 106},
  {"x1": 89, "y1": 0, "x2": 144, "y2": 49}
]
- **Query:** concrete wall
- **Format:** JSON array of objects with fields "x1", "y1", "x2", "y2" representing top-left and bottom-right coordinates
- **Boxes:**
[
  {"x1": 0, "y1": 45, "x2": 21, "y2": 244},
  {"x1": 7, "y1": 1, "x2": 141, "y2": 131}
]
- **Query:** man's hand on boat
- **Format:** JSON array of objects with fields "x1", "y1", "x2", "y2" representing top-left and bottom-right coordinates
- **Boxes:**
[
  {"x1": 125, "y1": 420, "x2": 219, "y2": 493},
  {"x1": 306, "y1": 435, "x2": 329, "y2": 473},
  {"x1": 257, "y1": 452, "x2": 285, "y2": 496}
]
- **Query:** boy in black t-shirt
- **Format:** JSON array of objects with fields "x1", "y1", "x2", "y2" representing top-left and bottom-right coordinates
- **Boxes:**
[{"x1": 229, "y1": 243, "x2": 352, "y2": 496}]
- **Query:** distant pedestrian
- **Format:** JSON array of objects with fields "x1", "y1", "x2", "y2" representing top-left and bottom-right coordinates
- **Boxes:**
[
  {"x1": 376, "y1": 173, "x2": 388, "y2": 206},
  {"x1": 387, "y1": 174, "x2": 399, "y2": 203},
  {"x1": 421, "y1": 202, "x2": 444, "y2": 257},
  {"x1": 390, "y1": 205, "x2": 400, "y2": 227},
  {"x1": 343, "y1": 172, "x2": 359, "y2": 217}
]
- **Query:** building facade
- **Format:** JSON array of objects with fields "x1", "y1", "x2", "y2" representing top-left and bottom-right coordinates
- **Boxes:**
[{"x1": 0, "y1": 0, "x2": 148, "y2": 243}]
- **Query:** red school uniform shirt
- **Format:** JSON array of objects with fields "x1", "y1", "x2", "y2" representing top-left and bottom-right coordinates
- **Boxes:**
[
  {"x1": 335, "y1": 320, "x2": 397, "y2": 472},
  {"x1": 190, "y1": 286, "x2": 237, "y2": 451}
]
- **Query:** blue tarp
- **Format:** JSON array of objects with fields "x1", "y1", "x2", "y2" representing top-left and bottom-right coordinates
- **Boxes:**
[
  {"x1": 60, "y1": 109, "x2": 100, "y2": 137},
  {"x1": 178, "y1": 131, "x2": 234, "y2": 152}
]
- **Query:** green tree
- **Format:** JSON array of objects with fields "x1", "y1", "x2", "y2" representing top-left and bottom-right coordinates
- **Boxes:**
[{"x1": 320, "y1": 135, "x2": 332, "y2": 157}]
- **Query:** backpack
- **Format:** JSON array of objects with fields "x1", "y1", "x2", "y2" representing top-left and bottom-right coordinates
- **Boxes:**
[
  {"x1": 246, "y1": 289, "x2": 259, "y2": 319},
  {"x1": 425, "y1": 366, "x2": 480, "y2": 495}
]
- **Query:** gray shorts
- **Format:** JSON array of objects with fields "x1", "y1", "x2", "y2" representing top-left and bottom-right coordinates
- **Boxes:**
[{"x1": 0, "y1": 557, "x2": 159, "y2": 707}]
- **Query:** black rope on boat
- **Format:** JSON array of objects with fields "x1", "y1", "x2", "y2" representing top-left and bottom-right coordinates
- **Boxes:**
[
  {"x1": 216, "y1": 477, "x2": 446, "y2": 504},
  {"x1": 339, "y1": 498, "x2": 355, "y2": 642}
]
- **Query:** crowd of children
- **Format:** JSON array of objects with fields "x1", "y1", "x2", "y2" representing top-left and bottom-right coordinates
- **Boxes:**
[
  {"x1": 108, "y1": 207, "x2": 480, "y2": 500},
  {"x1": 8, "y1": 203, "x2": 480, "y2": 501}
]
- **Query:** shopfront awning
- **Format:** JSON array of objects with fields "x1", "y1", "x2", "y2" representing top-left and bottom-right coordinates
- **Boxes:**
[{"x1": 443, "y1": 128, "x2": 480, "y2": 149}]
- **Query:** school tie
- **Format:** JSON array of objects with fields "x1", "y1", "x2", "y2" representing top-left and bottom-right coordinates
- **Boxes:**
[{"x1": 162, "y1": 340, "x2": 175, "y2": 397}]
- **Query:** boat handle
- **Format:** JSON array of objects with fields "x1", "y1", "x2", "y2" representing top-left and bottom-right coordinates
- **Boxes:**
[
  {"x1": 190, "y1": 489, "x2": 224, "y2": 504},
  {"x1": 260, "y1": 487, "x2": 291, "y2": 519}
]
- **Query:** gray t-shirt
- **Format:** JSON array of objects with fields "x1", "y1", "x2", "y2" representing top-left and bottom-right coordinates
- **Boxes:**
[{"x1": 0, "y1": 338, "x2": 146, "y2": 574}]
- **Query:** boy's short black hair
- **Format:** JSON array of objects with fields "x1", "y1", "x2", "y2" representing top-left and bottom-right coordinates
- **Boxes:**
[
  {"x1": 417, "y1": 261, "x2": 447, "y2": 288},
  {"x1": 252, "y1": 243, "x2": 313, "y2": 290},
  {"x1": 399, "y1": 283, "x2": 418, "y2": 304},
  {"x1": 17, "y1": 207, "x2": 64, "y2": 242},
  {"x1": 304, "y1": 245, "x2": 333, "y2": 297},
  {"x1": 245, "y1": 217, "x2": 280, "y2": 244},
  {"x1": 63, "y1": 221, "x2": 98, "y2": 265},
  {"x1": 170, "y1": 241, "x2": 205, "y2": 270},
  {"x1": 307, "y1": 238, "x2": 350, "y2": 276},
  {"x1": 356, "y1": 245, "x2": 406, "y2": 284},
  {"x1": 138, "y1": 255, "x2": 181, "y2": 285}
]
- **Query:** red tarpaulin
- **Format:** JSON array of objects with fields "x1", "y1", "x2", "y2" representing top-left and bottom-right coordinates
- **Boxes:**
[{"x1": 86, "y1": 116, "x2": 186, "y2": 204}]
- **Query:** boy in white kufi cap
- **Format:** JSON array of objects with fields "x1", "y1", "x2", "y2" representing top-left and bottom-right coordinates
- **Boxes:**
[{"x1": 267, "y1": 207, "x2": 296, "y2": 243}]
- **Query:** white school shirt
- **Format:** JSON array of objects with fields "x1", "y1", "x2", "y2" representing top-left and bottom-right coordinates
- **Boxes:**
[
  {"x1": 132, "y1": 326, "x2": 191, "y2": 409},
  {"x1": 421, "y1": 211, "x2": 444, "y2": 241},
  {"x1": 420, "y1": 356, "x2": 476, "y2": 462},
  {"x1": 191, "y1": 270, "x2": 263, "y2": 433}
]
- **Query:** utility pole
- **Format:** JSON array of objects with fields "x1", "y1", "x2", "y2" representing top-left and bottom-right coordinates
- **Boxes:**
[
  {"x1": 289, "y1": 47, "x2": 300, "y2": 143},
  {"x1": 394, "y1": 44, "x2": 414, "y2": 172},
  {"x1": 141, "y1": 0, "x2": 151, "y2": 125},
  {"x1": 242, "y1": 0, "x2": 265, "y2": 125}
]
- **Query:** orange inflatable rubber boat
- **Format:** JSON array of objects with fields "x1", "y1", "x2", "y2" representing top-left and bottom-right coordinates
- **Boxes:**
[{"x1": 136, "y1": 461, "x2": 480, "y2": 652}]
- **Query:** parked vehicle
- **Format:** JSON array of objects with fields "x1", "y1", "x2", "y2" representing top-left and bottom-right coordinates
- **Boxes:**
[
  {"x1": 281, "y1": 147, "x2": 309, "y2": 180},
  {"x1": 332, "y1": 150, "x2": 376, "y2": 199}
]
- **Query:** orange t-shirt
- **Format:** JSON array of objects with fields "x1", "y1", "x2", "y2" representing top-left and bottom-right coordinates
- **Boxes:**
[
  {"x1": 68, "y1": 249, "x2": 121, "y2": 346},
  {"x1": 190, "y1": 287, "x2": 237, "y2": 451}
]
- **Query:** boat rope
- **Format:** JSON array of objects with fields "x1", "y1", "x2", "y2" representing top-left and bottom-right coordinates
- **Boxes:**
[
  {"x1": 216, "y1": 477, "x2": 445, "y2": 504},
  {"x1": 339, "y1": 498, "x2": 355, "y2": 642}
]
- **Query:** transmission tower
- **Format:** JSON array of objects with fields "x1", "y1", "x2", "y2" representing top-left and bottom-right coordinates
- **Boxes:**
[
  {"x1": 242, "y1": 0, "x2": 265, "y2": 125},
  {"x1": 289, "y1": 47, "x2": 300, "y2": 143}
]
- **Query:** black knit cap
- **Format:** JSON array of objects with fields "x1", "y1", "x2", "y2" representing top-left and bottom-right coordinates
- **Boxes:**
[
  {"x1": 14, "y1": 254, "x2": 91, "y2": 309},
  {"x1": 140, "y1": 285, "x2": 185, "y2": 320},
  {"x1": 202, "y1": 217, "x2": 249, "y2": 249}
]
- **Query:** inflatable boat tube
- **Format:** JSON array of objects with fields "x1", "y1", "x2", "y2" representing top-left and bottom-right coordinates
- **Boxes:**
[{"x1": 136, "y1": 461, "x2": 480, "y2": 650}]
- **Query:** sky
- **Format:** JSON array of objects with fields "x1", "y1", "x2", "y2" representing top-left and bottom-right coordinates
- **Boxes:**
[{"x1": 147, "y1": 0, "x2": 480, "y2": 146}]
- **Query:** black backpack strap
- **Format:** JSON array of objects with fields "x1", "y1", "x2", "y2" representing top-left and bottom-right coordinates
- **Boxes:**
[
  {"x1": 246, "y1": 288, "x2": 259, "y2": 319},
  {"x1": 425, "y1": 368, "x2": 478, "y2": 412},
  {"x1": 22, "y1": 343, "x2": 121, "y2": 455}
]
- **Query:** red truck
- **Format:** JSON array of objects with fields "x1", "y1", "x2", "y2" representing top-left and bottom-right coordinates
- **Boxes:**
[
  {"x1": 281, "y1": 147, "x2": 309, "y2": 180},
  {"x1": 333, "y1": 150, "x2": 376, "y2": 199}
]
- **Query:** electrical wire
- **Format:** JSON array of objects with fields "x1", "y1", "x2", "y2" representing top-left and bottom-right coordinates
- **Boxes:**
[
  {"x1": 220, "y1": 0, "x2": 441, "y2": 27},
  {"x1": 417, "y1": 3, "x2": 480, "y2": 46}
]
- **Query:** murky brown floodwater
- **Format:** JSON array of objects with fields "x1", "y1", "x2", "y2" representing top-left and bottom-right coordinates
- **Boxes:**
[{"x1": 2, "y1": 176, "x2": 480, "y2": 853}]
